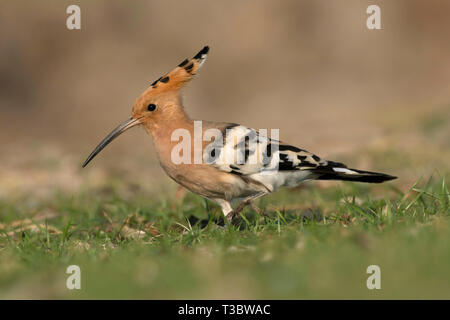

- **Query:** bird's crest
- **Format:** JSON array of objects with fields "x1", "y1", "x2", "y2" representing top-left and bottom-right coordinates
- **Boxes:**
[{"x1": 147, "y1": 46, "x2": 209, "y2": 94}]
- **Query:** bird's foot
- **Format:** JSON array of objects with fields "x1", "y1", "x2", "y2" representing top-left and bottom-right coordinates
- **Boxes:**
[
  {"x1": 186, "y1": 214, "x2": 230, "y2": 231},
  {"x1": 227, "y1": 203, "x2": 268, "y2": 226},
  {"x1": 249, "y1": 202, "x2": 269, "y2": 217},
  {"x1": 225, "y1": 200, "x2": 252, "y2": 226},
  {"x1": 226, "y1": 203, "x2": 246, "y2": 221}
]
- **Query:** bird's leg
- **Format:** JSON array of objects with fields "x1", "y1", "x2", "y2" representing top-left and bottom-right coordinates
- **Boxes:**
[
  {"x1": 226, "y1": 198, "x2": 251, "y2": 222},
  {"x1": 248, "y1": 192, "x2": 268, "y2": 217},
  {"x1": 226, "y1": 192, "x2": 268, "y2": 223},
  {"x1": 249, "y1": 201, "x2": 271, "y2": 218},
  {"x1": 212, "y1": 199, "x2": 233, "y2": 227},
  {"x1": 249, "y1": 202, "x2": 263, "y2": 215}
]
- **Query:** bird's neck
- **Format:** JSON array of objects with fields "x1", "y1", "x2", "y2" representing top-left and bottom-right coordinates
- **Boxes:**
[{"x1": 143, "y1": 106, "x2": 195, "y2": 163}]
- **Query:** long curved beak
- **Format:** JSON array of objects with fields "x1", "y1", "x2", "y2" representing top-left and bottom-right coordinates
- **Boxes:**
[{"x1": 82, "y1": 117, "x2": 141, "y2": 168}]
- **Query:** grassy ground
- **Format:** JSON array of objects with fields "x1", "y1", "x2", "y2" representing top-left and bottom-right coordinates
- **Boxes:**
[
  {"x1": 0, "y1": 170, "x2": 449, "y2": 299},
  {"x1": 0, "y1": 105, "x2": 449, "y2": 299}
]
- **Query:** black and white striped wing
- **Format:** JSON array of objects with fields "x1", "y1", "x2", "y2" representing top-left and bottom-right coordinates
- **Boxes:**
[{"x1": 203, "y1": 124, "x2": 342, "y2": 176}]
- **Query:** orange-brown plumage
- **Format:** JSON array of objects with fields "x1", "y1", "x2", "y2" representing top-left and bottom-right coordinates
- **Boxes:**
[{"x1": 82, "y1": 45, "x2": 396, "y2": 224}]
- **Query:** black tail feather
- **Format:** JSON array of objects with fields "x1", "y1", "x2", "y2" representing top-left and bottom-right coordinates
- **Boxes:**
[{"x1": 316, "y1": 168, "x2": 397, "y2": 184}]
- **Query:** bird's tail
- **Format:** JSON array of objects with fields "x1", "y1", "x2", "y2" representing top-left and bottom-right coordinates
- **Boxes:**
[{"x1": 316, "y1": 166, "x2": 397, "y2": 183}]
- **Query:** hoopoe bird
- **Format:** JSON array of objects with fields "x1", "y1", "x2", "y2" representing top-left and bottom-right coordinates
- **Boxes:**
[{"x1": 83, "y1": 46, "x2": 396, "y2": 223}]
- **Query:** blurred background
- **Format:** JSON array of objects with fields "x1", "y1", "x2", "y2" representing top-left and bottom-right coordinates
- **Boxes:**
[
  {"x1": 0, "y1": 0, "x2": 449, "y2": 199},
  {"x1": 1, "y1": 0, "x2": 450, "y2": 300}
]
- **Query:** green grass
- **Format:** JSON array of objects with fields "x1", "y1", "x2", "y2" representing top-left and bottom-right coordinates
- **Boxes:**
[{"x1": 0, "y1": 174, "x2": 449, "y2": 299}]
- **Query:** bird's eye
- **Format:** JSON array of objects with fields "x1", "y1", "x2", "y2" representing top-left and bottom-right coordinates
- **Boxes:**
[{"x1": 147, "y1": 103, "x2": 156, "y2": 112}]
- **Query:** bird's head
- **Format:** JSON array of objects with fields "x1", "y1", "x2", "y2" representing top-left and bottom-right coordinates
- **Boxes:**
[{"x1": 82, "y1": 46, "x2": 209, "y2": 168}]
